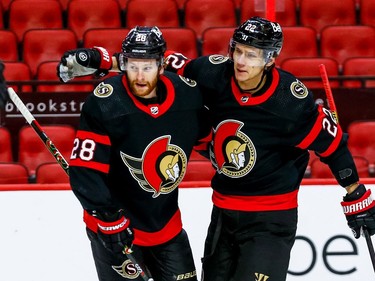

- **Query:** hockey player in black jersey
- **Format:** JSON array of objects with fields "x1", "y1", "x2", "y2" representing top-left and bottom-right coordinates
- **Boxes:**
[
  {"x1": 62, "y1": 26, "x2": 209, "y2": 281},
  {"x1": 58, "y1": 18, "x2": 375, "y2": 281}
]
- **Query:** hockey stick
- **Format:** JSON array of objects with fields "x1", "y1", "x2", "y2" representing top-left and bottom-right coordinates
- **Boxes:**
[
  {"x1": 7, "y1": 87, "x2": 154, "y2": 281},
  {"x1": 363, "y1": 226, "x2": 375, "y2": 273},
  {"x1": 7, "y1": 87, "x2": 70, "y2": 175},
  {"x1": 319, "y1": 64, "x2": 375, "y2": 273},
  {"x1": 319, "y1": 64, "x2": 339, "y2": 124}
]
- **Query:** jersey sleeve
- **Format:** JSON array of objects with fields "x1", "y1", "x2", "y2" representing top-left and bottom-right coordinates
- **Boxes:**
[
  {"x1": 295, "y1": 101, "x2": 359, "y2": 187},
  {"x1": 69, "y1": 95, "x2": 116, "y2": 212},
  {"x1": 164, "y1": 50, "x2": 192, "y2": 76}
]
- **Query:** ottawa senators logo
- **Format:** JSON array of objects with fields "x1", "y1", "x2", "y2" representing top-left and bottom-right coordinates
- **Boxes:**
[
  {"x1": 290, "y1": 79, "x2": 308, "y2": 99},
  {"x1": 93, "y1": 82, "x2": 113, "y2": 98},
  {"x1": 120, "y1": 136, "x2": 187, "y2": 197},
  {"x1": 112, "y1": 259, "x2": 143, "y2": 279},
  {"x1": 208, "y1": 55, "x2": 229, "y2": 64},
  {"x1": 210, "y1": 120, "x2": 256, "y2": 178}
]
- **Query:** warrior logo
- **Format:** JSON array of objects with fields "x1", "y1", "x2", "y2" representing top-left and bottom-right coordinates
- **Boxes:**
[
  {"x1": 112, "y1": 259, "x2": 142, "y2": 279},
  {"x1": 121, "y1": 136, "x2": 187, "y2": 197},
  {"x1": 210, "y1": 120, "x2": 256, "y2": 178}
]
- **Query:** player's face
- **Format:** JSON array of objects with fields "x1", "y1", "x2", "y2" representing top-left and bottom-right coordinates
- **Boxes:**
[
  {"x1": 232, "y1": 43, "x2": 266, "y2": 90},
  {"x1": 126, "y1": 58, "x2": 162, "y2": 98}
]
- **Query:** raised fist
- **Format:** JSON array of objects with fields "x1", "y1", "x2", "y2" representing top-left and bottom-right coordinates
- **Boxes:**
[{"x1": 57, "y1": 47, "x2": 112, "y2": 82}]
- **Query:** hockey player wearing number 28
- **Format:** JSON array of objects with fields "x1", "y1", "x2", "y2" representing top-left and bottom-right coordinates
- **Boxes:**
[
  {"x1": 58, "y1": 18, "x2": 375, "y2": 281},
  {"x1": 62, "y1": 26, "x2": 209, "y2": 281}
]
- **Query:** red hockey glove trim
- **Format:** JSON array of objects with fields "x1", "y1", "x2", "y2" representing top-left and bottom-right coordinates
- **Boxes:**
[
  {"x1": 97, "y1": 216, "x2": 130, "y2": 235},
  {"x1": 341, "y1": 189, "x2": 375, "y2": 215},
  {"x1": 93, "y1": 46, "x2": 112, "y2": 70},
  {"x1": 83, "y1": 210, "x2": 130, "y2": 234}
]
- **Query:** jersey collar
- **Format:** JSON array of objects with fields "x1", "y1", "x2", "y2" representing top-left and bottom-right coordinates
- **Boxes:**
[
  {"x1": 122, "y1": 75, "x2": 175, "y2": 118},
  {"x1": 231, "y1": 67, "x2": 279, "y2": 105}
]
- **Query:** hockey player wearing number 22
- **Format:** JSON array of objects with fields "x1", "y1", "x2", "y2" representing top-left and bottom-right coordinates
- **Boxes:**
[
  {"x1": 58, "y1": 18, "x2": 375, "y2": 281},
  {"x1": 62, "y1": 27, "x2": 210, "y2": 281}
]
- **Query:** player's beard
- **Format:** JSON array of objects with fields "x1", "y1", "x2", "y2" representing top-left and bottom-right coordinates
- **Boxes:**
[{"x1": 129, "y1": 74, "x2": 159, "y2": 98}]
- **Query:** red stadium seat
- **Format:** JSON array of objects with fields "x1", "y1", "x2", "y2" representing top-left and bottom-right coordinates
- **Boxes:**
[
  {"x1": 276, "y1": 26, "x2": 318, "y2": 67},
  {"x1": 22, "y1": 29, "x2": 77, "y2": 77},
  {"x1": 0, "y1": 30, "x2": 18, "y2": 62},
  {"x1": 36, "y1": 61, "x2": 94, "y2": 92},
  {"x1": 342, "y1": 57, "x2": 375, "y2": 88},
  {"x1": 0, "y1": 4, "x2": 3, "y2": 29},
  {"x1": 184, "y1": 0, "x2": 237, "y2": 41},
  {"x1": 57, "y1": 0, "x2": 69, "y2": 10},
  {"x1": 83, "y1": 28, "x2": 130, "y2": 55},
  {"x1": 35, "y1": 162, "x2": 69, "y2": 184},
  {"x1": 18, "y1": 125, "x2": 76, "y2": 179},
  {"x1": 67, "y1": 0, "x2": 122, "y2": 43},
  {"x1": 125, "y1": 0, "x2": 179, "y2": 28},
  {"x1": 201, "y1": 27, "x2": 235, "y2": 56},
  {"x1": 310, "y1": 158, "x2": 333, "y2": 178},
  {"x1": 183, "y1": 160, "x2": 215, "y2": 182},
  {"x1": 359, "y1": 0, "x2": 375, "y2": 27},
  {"x1": 0, "y1": 0, "x2": 11, "y2": 11},
  {"x1": 320, "y1": 25, "x2": 375, "y2": 72},
  {"x1": 280, "y1": 58, "x2": 340, "y2": 89},
  {"x1": 310, "y1": 156, "x2": 370, "y2": 179},
  {"x1": 299, "y1": 0, "x2": 357, "y2": 38},
  {"x1": 161, "y1": 27, "x2": 198, "y2": 59},
  {"x1": 347, "y1": 121, "x2": 375, "y2": 166},
  {"x1": 240, "y1": 0, "x2": 297, "y2": 26},
  {"x1": 0, "y1": 162, "x2": 29, "y2": 184},
  {"x1": 175, "y1": 0, "x2": 188, "y2": 10},
  {"x1": 0, "y1": 127, "x2": 13, "y2": 162},
  {"x1": 3, "y1": 62, "x2": 33, "y2": 93},
  {"x1": 117, "y1": 0, "x2": 128, "y2": 10},
  {"x1": 8, "y1": 0, "x2": 63, "y2": 42}
]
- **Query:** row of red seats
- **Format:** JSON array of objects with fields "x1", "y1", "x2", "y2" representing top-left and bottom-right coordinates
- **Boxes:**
[
  {"x1": 0, "y1": 0, "x2": 374, "y2": 44},
  {"x1": 0, "y1": 124, "x2": 215, "y2": 184},
  {"x1": 1, "y1": 121, "x2": 374, "y2": 184},
  {"x1": 301, "y1": 120, "x2": 375, "y2": 179},
  {"x1": 0, "y1": 0, "x2": 367, "y2": 13},
  {"x1": 3, "y1": 24, "x2": 371, "y2": 69},
  {"x1": 4, "y1": 56, "x2": 375, "y2": 95},
  {"x1": 0, "y1": 160, "x2": 216, "y2": 184},
  {"x1": 2, "y1": 25, "x2": 375, "y2": 89},
  {"x1": 306, "y1": 121, "x2": 375, "y2": 178}
]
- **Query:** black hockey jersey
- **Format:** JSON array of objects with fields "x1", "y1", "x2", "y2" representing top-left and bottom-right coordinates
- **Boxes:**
[
  {"x1": 165, "y1": 54, "x2": 359, "y2": 212},
  {"x1": 70, "y1": 71, "x2": 208, "y2": 246}
]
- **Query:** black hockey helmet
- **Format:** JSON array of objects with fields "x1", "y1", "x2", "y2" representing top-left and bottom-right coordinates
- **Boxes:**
[
  {"x1": 122, "y1": 26, "x2": 166, "y2": 60},
  {"x1": 230, "y1": 17, "x2": 283, "y2": 60}
]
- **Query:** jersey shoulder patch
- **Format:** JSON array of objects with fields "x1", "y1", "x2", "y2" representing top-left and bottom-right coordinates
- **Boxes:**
[
  {"x1": 208, "y1": 55, "x2": 229, "y2": 64},
  {"x1": 278, "y1": 69, "x2": 309, "y2": 100},
  {"x1": 179, "y1": 75, "x2": 197, "y2": 87},
  {"x1": 290, "y1": 79, "x2": 308, "y2": 99},
  {"x1": 94, "y1": 82, "x2": 114, "y2": 98}
]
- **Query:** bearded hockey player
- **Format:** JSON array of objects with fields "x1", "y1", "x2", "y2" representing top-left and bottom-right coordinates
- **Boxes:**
[{"x1": 63, "y1": 26, "x2": 209, "y2": 281}]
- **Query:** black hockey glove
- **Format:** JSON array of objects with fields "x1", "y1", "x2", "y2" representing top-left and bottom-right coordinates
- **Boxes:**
[
  {"x1": 341, "y1": 184, "x2": 375, "y2": 238},
  {"x1": 57, "y1": 47, "x2": 112, "y2": 82},
  {"x1": 0, "y1": 60, "x2": 9, "y2": 110},
  {"x1": 94, "y1": 210, "x2": 134, "y2": 255}
]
